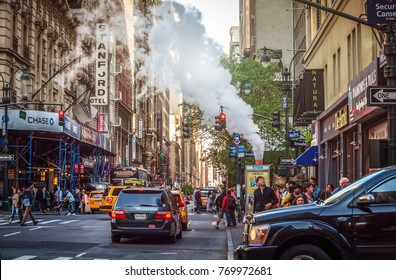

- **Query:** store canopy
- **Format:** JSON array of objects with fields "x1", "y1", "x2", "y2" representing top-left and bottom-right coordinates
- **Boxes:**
[{"x1": 293, "y1": 146, "x2": 318, "y2": 166}]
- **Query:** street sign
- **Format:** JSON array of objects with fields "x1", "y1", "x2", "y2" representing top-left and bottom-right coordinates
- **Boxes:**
[
  {"x1": 244, "y1": 151, "x2": 254, "y2": 157},
  {"x1": 282, "y1": 96, "x2": 287, "y2": 109},
  {"x1": 279, "y1": 157, "x2": 294, "y2": 165},
  {"x1": 367, "y1": 87, "x2": 396, "y2": 106},
  {"x1": 229, "y1": 152, "x2": 236, "y2": 158},
  {"x1": 230, "y1": 145, "x2": 236, "y2": 151},
  {"x1": 237, "y1": 145, "x2": 244, "y2": 153},
  {"x1": 367, "y1": 0, "x2": 396, "y2": 25},
  {"x1": 290, "y1": 139, "x2": 306, "y2": 148},
  {"x1": 288, "y1": 130, "x2": 300, "y2": 139},
  {"x1": 0, "y1": 154, "x2": 14, "y2": 161},
  {"x1": 233, "y1": 134, "x2": 241, "y2": 146}
]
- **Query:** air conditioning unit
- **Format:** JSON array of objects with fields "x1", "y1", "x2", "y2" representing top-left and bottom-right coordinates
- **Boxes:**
[
  {"x1": 112, "y1": 117, "x2": 122, "y2": 127},
  {"x1": 112, "y1": 91, "x2": 121, "y2": 101},
  {"x1": 115, "y1": 65, "x2": 122, "y2": 74}
]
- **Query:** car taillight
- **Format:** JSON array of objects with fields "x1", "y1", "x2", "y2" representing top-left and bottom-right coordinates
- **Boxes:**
[
  {"x1": 155, "y1": 211, "x2": 172, "y2": 220},
  {"x1": 106, "y1": 197, "x2": 113, "y2": 203},
  {"x1": 111, "y1": 210, "x2": 126, "y2": 219}
]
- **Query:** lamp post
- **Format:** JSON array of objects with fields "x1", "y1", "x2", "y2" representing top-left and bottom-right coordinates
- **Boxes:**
[
  {"x1": 260, "y1": 47, "x2": 304, "y2": 182},
  {"x1": 0, "y1": 68, "x2": 29, "y2": 211}
]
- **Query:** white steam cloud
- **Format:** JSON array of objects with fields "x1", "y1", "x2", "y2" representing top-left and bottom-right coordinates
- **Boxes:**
[
  {"x1": 134, "y1": 1, "x2": 265, "y2": 160},
  {"x1": 66, "y1": 1, "x2": 264, "y2": 160}
]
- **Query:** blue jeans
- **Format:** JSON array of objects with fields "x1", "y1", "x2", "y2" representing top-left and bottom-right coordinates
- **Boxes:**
[
  {"x1": 68, "y1": 201, "x2": 76, "y2": 213},
  {"x1": 225, "y1": 209, "x2": 236, "y2": 227},
  {"x1": 9, "y1": 207, "x2": 22, "y2": 222}
]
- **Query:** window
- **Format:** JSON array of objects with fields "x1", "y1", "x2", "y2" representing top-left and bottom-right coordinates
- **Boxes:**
[{"x1": 370, "y1": 178, "x2": 396, "y2": 205}]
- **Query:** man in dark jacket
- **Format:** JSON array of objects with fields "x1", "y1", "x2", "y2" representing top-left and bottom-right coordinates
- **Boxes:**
[
  {"x1": 253, "y1": 176, "x2": 278, "y2": 213},
  {"x1": 21, "y1": 182, "x2": 38, "y2": 226}
]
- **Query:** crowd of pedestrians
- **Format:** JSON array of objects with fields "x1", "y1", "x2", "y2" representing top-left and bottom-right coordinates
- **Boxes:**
[{"x1": 6, "y1": 182, "x2": 99, "y2": 225}]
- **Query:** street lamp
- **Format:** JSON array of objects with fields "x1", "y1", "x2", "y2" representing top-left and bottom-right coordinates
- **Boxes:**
[
  {"x1": 260, "y1": 47, "x2": 304, "y2": 182},
  {"x1": 0, "y1": 68, "x2": 30, "y2": 211}
]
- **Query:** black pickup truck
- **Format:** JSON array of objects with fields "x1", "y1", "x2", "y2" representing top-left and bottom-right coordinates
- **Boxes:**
[{"x1": 235, "y1": 166, "x2": 396, "y2": 260}]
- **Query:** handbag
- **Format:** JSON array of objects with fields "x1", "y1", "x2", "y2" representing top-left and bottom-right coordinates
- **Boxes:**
[{"x1": 23, "y1": 198, "x2": 31, "y2": 207}]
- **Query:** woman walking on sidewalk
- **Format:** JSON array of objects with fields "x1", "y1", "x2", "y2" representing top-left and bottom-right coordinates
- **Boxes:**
[
  {"x1": 21, "y1": 183, "x2": 38, "y2": 226},
  {"x1": 8, "y1": 188, "x2": 22, "y2": 223}
]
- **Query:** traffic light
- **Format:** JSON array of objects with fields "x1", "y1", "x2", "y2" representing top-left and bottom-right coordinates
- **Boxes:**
[
  {"x1": 58, "y1": 110, "x2": 65, "y2": 126},
  {"x1": 219, "y1": 112, "x2": 226, "y2": 129},
  {"x1": 272, "y1": 111, "x2": 280, "y2": 128},
  {"x1": 182, "y1": 118, "x2": 190, "y2": 138},
  {"x1": 215, "y1": 113, "x2": 226, "y2": 130}
]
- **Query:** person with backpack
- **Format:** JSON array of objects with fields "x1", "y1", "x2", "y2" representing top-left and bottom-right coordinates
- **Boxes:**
[
  {"x1": 21, "y1": 183, "x2": 38, "y2": 226},
  {"x1": 222, "y1": 189, "x2": 237, "y2": 227},
  {"x1": 214, "y1": 189, "x2": 226, "y2": 229},
  {"x1": 193, "y1": 187, "x2": 202, "y2": 214}
]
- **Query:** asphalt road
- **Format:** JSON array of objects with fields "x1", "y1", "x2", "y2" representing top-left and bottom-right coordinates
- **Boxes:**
[{"x1": 0, "y1": 206, "x2": 233, "y2": 260}]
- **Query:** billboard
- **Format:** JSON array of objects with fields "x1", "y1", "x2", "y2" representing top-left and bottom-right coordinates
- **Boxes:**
[{"x1": 244, "y1": 165, "x2": 271, "y2": 214}]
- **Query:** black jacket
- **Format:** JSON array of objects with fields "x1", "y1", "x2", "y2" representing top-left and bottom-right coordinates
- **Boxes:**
[
  {"x1": 23, "y1": 189, "x2": 34, "y2": 204},
  {"x1": 253, "y1": 186, "x2": 278, "y2": 213}
]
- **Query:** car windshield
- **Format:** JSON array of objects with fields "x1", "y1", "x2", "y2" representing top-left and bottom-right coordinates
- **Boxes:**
[
  {"x1": 116, "y1": 192, "x2": 162, "y2": 207},
  {"x1": 91, "y1": 193, "x2": 103, "y2": 199},
  {"x1": 322, "y1": 170, "x2": 386, "y2": 206}
]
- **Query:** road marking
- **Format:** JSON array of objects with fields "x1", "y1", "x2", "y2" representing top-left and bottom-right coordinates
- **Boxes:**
[
  {"x1": 13, "y1": 255, "x2": 36, "y2": 260},
  {"x1": 226, "y1": 229, "x2": 234, "y2": 260},
  {"x1": 75, "y1": 252, "x2": 87, "y2": 258},
  {"x1": 4, "y1": 231, "x2": 21, "y2": 237},
  {"x1": 29, "y1": 226, "x2": 42, "y2": 231},
  {"x1": 53, "y1": 257, "x2": 73, "y2": 260},
  {"x1": 94, "y1": 258, "x2": 110, "y2": 260},
  {"x1": 59, "y1": 220, "x2": 78, "y2": 224},
  {"x1": 158, "y1": 252, "x2": 178, "y2": 255},
  {"x1": 39, "y1": 219, "x2": 61, "y2": 224}
]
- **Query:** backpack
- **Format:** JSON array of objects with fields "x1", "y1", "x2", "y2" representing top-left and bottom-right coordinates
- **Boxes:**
[{"x1": 227, "y1": 195, "x2": 236, "y2": 209}]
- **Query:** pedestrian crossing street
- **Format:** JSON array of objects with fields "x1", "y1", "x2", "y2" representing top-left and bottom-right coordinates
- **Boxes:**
[{"x1": 0, "y1": 218, "x2": 79, "y2": 226}]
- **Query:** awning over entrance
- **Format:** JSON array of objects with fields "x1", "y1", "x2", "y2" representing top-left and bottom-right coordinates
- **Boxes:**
[{"x1": 293, "y1": 146, "x2": 318, "y2": 166}]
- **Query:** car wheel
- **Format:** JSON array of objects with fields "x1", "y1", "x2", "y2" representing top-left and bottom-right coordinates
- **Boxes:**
[
  {"x1": 182, "y1": 222, "x2": 188, "y2": 231},
  {"x1": 280, "y1": 244, "x2": 330, "y2": 260},
  {"x1": 176, "y1": 223, "x2": 183, "y2": 239},
  {"x1": 111, "y1": 234, "x2": 121, "y2": 243}
]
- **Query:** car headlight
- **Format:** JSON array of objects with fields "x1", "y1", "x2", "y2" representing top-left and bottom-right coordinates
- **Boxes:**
[{"x1": 249, "y1": 224, "x2": 270, "y2": 245}]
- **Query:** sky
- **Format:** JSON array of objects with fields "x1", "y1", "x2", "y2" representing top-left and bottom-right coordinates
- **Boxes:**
[{"x1": 174, "y1": 0, "x2": 239, "y2": 54}]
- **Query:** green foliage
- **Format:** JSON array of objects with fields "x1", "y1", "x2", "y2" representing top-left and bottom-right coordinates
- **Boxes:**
[{"x1": 181, "y1": 183, "x2": 194, "y2": 195}]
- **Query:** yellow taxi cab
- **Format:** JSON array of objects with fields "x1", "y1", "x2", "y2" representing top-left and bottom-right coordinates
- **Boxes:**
[
  {"x1": 171, "y1": 191, "x2": 189, "y2": 231},
  {"x1": 99, "y1": 186, "x2": 126, "y2": 215},
  {"x1": 88, "y1": 190, "x2": 104, "y2": 213}
]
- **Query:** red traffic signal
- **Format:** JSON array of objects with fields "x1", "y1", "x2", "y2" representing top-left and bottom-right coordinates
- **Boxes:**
[
  {"x1": 219, "y1": 112, "x2": 226, "y2": 121},
  {"x1": 58, "y1": 110, "x2": 65, "y2": 126}
]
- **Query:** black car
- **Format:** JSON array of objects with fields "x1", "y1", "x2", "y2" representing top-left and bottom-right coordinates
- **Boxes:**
[
  {"x1": 235, "y1": 166, "x2": 396, "y2": 260},
  {"x1": 110, "y1": 187, "x2": 183, "y2": 243}
]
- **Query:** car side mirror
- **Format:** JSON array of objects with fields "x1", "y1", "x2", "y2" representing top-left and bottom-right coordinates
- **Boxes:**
[{"x1": 357, "y1": 194, "x2": 375, "y2": 206}]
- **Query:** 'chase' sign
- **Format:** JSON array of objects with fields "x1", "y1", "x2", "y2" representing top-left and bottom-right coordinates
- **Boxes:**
[
  {"x1": 367, "y1": 0, "x2": 396, "y2": 25},
  {"x1": 0, "y1": 109, "x2": 62, "y2": 133}
]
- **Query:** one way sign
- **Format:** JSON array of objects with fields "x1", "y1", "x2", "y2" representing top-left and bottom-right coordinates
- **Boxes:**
[
  {"x1": 0, "y1": 154, "x2": 14, "y2": 161},
  {"x1": 367, "y1": 87, "x2": 396, "y2": 106}
]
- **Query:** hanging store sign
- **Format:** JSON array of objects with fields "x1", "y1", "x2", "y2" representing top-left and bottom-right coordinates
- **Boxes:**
[
  {"x1": 97, "y1": 114, "x2": 109, "y2": 133},
  {"x1": 0, "y1": 109, "x2": 62, "y2": 132},
  {"x1": 81, "y1": 125, "x2": 99, "y2": 146},
  {"x1": 367, "y1": 0, "x2": 396, "y2": 25},
  {"x1": 348, "y1": 59, "x2": 385, "y2": 123},
  {"x1": 92, "y1": 23, "x2": 109, "y2": 106},
  {"x1": 64, "y1": 116, "x2": 80, "y2": 140}
]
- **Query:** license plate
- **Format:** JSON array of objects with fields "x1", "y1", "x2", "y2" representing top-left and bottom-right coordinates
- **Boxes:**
[{"x1": 134, "y1": 214, "x2": 146, "y2": 220}]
